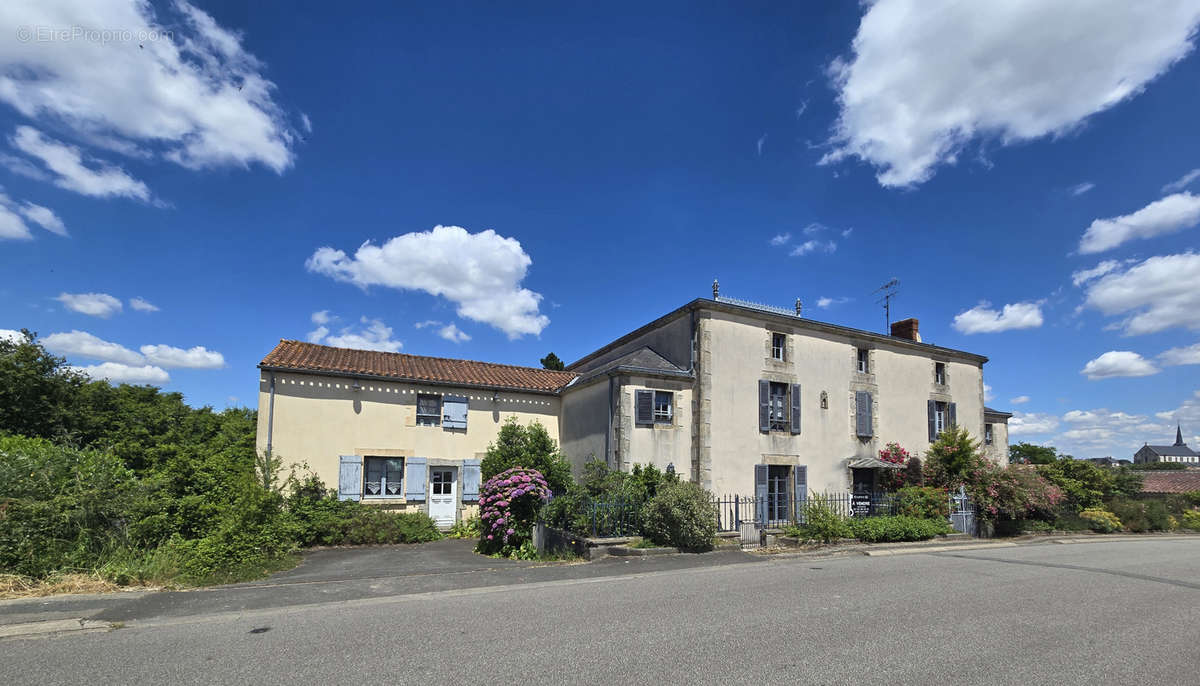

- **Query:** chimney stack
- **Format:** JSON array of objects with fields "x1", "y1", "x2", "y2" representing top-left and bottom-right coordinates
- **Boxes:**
[{"x1": 891, "y1": 318, "x2": 920, "y2": 342}]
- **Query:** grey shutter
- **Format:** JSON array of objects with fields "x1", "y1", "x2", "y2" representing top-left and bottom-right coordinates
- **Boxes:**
[
  {"x1": 635, "y1": 390, "x2": 654, "y2": 425},
  {"x1": 758, "y1": 380, "x2": 770, "y2": 432},
  {"x1": 405, "y1": 457, "x2": 427, "y2": 501},
  {"x1": 948, "y1": 402, "x2": 957, "y2": 429},
  {"x1": 794, "y1": 465, "x2": 808, "y2": 520},
  {"x1": 754, "y1": 464, "x2": 768, "y2": 524},
  {"x1": 790, "y1": 383, "x2": 802, "y2": 434},
  {"x1": 443, "y1": 396, "x2": 468, "y2": 429},
  {"x1": 338, "y1": 455, "x2": 362, "y2": 501},
  {"x1": 461, "y1": 458, "x2": 481, "y2": 501},
  {"x1": 856, "y1": 391, "x2": 873, "y2": 437},
  {"x1": 928, "y1": 400, "x2": 938, "y2": 441}
]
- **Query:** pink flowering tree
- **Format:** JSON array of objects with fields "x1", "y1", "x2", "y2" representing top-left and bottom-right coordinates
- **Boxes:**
[
  {"x1": 877, "y1": 442, "x2": 913, "y2": 490},
  {"x1": 475, "y1": 467, "x2": 552, "y2": 556}
]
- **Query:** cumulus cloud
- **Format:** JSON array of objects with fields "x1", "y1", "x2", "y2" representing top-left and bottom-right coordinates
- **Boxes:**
[
  {"x1": 1159, "y1": 342, "x2": 1200, "y2": 366},
  {"x1": 140, "y1": 344, "x2": 224, "y2": 369},
  {"x1": 306, "y1": 226, "x2": 549, "y2": 339},
  {"x1": 1081, "y1": 252, "x2": 1200, "y2": 335},
  {"x1": 71, "y1": 362, "x2": 168, "y2": 386},
  {"x1": 1009, "y1": 411, "x2": 1060, "y2": 436},
  {"x1": 309, "y1": 316, "x2": 403, "y2": 352},
  {"x1": 1071, "y1": 260, "x2": 1123, "y2": 287},
  {"x1": 129, "y1": 297, "x2": 159, "y2": 312},
  {"x1": 983, "y1": 384, "x2": 994, "y2": 402},
  {"x1": 790, "y1": 240, "x2": 837, "y2": 257},
  {"x1": 10, "y1": 127, "x2": 151, "y2": 201},
  {"x1": 1162, "y1": 168, "x2": 1200, "y2": 194},
  {"x1": 0, "y1": 0, "x2": 298, "y2": 174},
  {"x1": 55, "y1": 292, "x2": 123, "y2": 318},
  {"x1": 822, "y1": 1, "x2": 1200, "y2": 187},
  {"x1": 1080, "y1": 350, "x2": 1160, "y2": 379},
  {"x1": 1049, "y1": 406, "x2": 1173, "y2": 459},
  {"x1": 42, "y1": 330, "x2": 143, "y2": 365},
  {"x1": 1010, "y1": 396, "x2": 1031, "y2": 405},
  {"x1": 952, "y1": 301, "x2": 1044, "y2": 334},
  {"x1": 769, "y1": 233, "x2": 791, "y2": 246},
  {"x1": 0, "y1": 329, "x2": 26, "y2": 343},
  {"x1": 1078, "y1": 192, "x2": 1200, "y2": 254},
  {"x1": 437, "y1": 323, "x2": 471, "y2": 344},
  {"x1": 1069, "y1": 182, "x2": 1095, "y2": 196}
]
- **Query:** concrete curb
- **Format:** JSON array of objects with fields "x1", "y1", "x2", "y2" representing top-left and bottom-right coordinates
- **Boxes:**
[
  {"x1": 0, "y1": 618, "x2": 114, "y2": 641},
  {"x1": 863, "y1": 542, "x2": 1017, "y2": 556}
]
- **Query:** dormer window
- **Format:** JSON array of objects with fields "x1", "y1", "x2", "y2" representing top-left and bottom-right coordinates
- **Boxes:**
[{"x1": 771, "y1": 333, "x2": 786, "y2": 361}]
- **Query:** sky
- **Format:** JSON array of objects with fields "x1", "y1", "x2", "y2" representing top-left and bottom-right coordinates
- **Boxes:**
[{"x1": 2, "y1": 0, "x2": 1200, "y2": 460}]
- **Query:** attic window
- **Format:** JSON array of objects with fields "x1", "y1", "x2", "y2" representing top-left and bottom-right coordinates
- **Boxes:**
[
  {"x1": 416, "y1": 394, "x2": 441, "y2": 426},
  {"x1": 771, "y1": 333, "x2": 786, "y2": 361}
]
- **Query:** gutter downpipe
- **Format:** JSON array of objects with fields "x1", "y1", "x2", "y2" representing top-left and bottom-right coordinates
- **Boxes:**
[
  {"x1": 605, "y1": 375, "x2": 614, "y2": 469},
  {"x1": 266, "y1": 372, "x2": 276, "y2": 458},
  {"x1": 689, "y1": 307, "x2": 698, "y2": 482}
]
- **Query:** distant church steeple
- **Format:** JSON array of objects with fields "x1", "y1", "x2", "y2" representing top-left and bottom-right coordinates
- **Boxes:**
[{"x1": 1177, "y1": 424, "x2": 1186, "y2": 447}]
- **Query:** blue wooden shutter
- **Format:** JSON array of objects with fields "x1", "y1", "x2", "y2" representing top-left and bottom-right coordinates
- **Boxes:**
[
  {"x1": 754, "y1": 464, "x2": 768, "y2": 524},
  {"x1": 461, "y1": 458, "x2": 481, "y2": 501},
  {"x1": 443, "y1": 396, "x2": 468, "y2": 429},
  {"x1": 790, "y1": 383, "x2": 802, "y2": 434},
  {"x1": 948, "y1": 402, "x2": 957, "y2": 429},
  {"x1": 758, "y1": 380, "x2": 770, "y2": 432},
  {"x1": 405, "y1": 457, "x2": 427, "y2": 501},
  {"x1": 856, "y1": 391, "x2": 873, "y2": 437},
  {"x1": 928, "y1": 400, "x2": 937, "y2": 441},
  {"x1": 338, "y1": 455, "x2": 362, "y2": 501},
  {"x1": 794, "y1": 465, "x2": 808, "y2": 518},
  {"x1": 635, "y1": 390, "x2": 654, "y2": 425}
]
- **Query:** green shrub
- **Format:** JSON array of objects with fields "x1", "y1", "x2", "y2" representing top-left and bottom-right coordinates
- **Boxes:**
[
  {"x1": 1129, "y1": 462, "x2": 1187, "y2": 471},
  {"x1": 794, "y1": 494, "x2": 851, "y2": 543},
  {"x1": 447, "y1": 516, "x2": 480, "y2": 539},
  {"x1": 1106, "y1": 497, "x2": 1171, "y2": 532},
  {"x1": 847, "y1": 515, "x2": 952, "y2": 543},
  {"x1": 1052, "y1": 513, "x2": 1092, "y2": 532},
  {"x1": 1036, "y1": 459, "x2": 1116, "y2": 511},
  {"x1": 895, "y1": 486, "x2": 948, "y2": 520},
  {"x1": 1181, "y1": 510, "x2": 1200, "y2": 531},
  {"x1": 1079, "y1": 508, "x2": 1122, "y2": 533},
  {"x1": 481, "y1": 419, "x2": 573, "y2": 496},
  {"x1": 640, "y1": 481, "x2": 716, "y2": 551}
]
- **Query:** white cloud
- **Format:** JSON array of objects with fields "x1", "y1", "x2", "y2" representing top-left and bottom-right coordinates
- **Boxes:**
[
  {"x1": 0, "y1": 152, "x2": 50, "y2": 181},
  {"x1": 42, "y1": 330, "x2": 143, "y2": 365},
  {"x1": 10, "y1": 127, "x2": 150, "y2": 201},
  {"x1": 769, "y1": 233, "x2": 791, "y2": 246},
  {"x1": 71, "y1": 362, "x2": 168, "y2": 386},
  {"x1": 816, "y1": 296, "x2": 850, "y2": 309},
  {"x1": 1071, "y1": 260, "x2": 1123, "y2": 287},
  {"x1": 0, "y1": 329, "x2": 25, "y2": 343},
  {"x1": 1070, "y1": 182, "x2": 1095, "y2": 196},
  {"x1": 1048, "y1": 406, "x2": 1173, "y2": 459},
  {"x1": 309, "y1": 316, "x2": 403, "y2": 352},
  {"x1": 841, "y1": 227, "x2": 853, "y2": 238},
  {"x1": 1078, "y1": 192, "x2": 1200, "y2": 254},
  {"x1": 129, "y1": 297, "x2": 158, "y2": 312},
  {"x1": 802, "y1": 223, "x2": 828, "y2": 236},
  {"x1": 952, "y1": 301, "x2": 1043, "y2": 334},
  {"x1": 17, "y1": 203, "x2": 66, "y2": 236},
  {"x1": 140, "y1": 344, "x2": 224, "y2": 369},
  {"x1": 55, "y1": 292, "x2": 123, "y2": 318},
  {"x1": 1081, "y1": 252, "x2": 1200, "y2": 335},
  {"x1": 311, "y1": 310, "x2": 333, "y2": 325},
  {"x1": 414, "y1": 320, "x2": 441, "y2": 329},
  {"x1": 1009, "y1": 411, "x2": 1060, "y2": 436},
  {"x1": 301, "y1": 113, "x2": 313, "y2": 134},
  {"x1": 0, "y1": 1, "x2": 297, "y2": 174},
  {"x1": 1080, "y1": 350, "x2": 1160, "y2": 380},
  {"x1": 822, "y1": 1, "x2": 1200, "y2": 187},
  {"x1": 790, "y1": 239, "x2": 837, "y2": 257},
  {"x1": 0, "y1": 200, "x2": 31, "y2": 240},
  {"x1": 1162, "y1": 168, "x2": 1200, "y2": 194},
  {"x1": 306, "y1": 225, "x2": 549, "y2": 339},
  {"x1": 437, "y1": 323, "x2": 471, "y2": 343},
  {"x1": 983, "y1": 383, "x2": 994, "y2": 402},
  {"x1": 1159, "y1": 342, "x2": 1200, "y2": 366},
  {"x1": 1010, "y1": 395, "x2": 1031, "y2": 405}
]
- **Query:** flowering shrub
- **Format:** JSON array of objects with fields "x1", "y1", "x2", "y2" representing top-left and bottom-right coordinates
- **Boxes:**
[
  {"x1": 1079, "y1": 508, "x2": 1121, "y2": 533},
  {"x1": 969, "y1": 464, "x2": 1064, "y2": 522},
  {"x1": 877, "y1": 442, "x2": 914, "y2": 490},
  {"x1": 475, "y1": 467, "x2": 551, "y2": 557}
]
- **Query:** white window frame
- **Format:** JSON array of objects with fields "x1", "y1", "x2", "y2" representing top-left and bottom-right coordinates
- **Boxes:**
[
  {"x1": 984, "y1": 423, "x2": 993, "y2": 445},
  {"x1": 857, "y1": 348, "x2": 870, "y2": 374},
  {"x1": 934, "y1": 362, "x2": 946, "y2": 385},
  {"x1": 363, "y1": 457, "x2": 404, "y2": 498},
  {"x1": 771, "y1": 333, "x2": 786, "y2": 361},
  {"x1": 653, "y1": 391, "x2": 673, "y2": 424},
  {"x1": 934, "y1": 402, "x2": 946, "y2": 435},
  {"x1": 416, "y1": 394, "x2": 441, "y2": 426},
  {"x1": 768, "y1": 382, "x2": 788, "y2": 431}
]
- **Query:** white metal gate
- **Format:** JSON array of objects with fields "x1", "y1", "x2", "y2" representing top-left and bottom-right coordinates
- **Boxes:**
[{"x1": 949, "y1": 486, "x2": 975, "y2": 535}]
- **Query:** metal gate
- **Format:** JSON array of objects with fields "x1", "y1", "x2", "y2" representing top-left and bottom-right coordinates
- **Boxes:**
[{"x1": 949, "y1": 486, "x2": 976, "y2": 535}]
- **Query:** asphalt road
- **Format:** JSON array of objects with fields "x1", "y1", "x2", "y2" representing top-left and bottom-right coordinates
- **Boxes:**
[{"x1": 3, "y1": 538, "x2": 1199, "y2": 685}]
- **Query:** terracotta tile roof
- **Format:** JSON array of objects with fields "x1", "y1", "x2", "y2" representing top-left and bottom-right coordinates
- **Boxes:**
[
  {"x1": 1139, "y1": 470, "x2": 1200, "y2": 494},
  {"x1": 260, "y1": 340, "x2": 577, "y2": 394}
]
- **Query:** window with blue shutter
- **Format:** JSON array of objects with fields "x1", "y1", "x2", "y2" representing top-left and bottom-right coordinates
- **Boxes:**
[
  {"x1": 405, "y1": 457, "x2": 428, "y2": 501},
  {"x1": 928, "y1": 400, "x2": 938, "y2": 442},
  {"x1": 794, "y1": 465, "x2": 808, "y2": 513},
  {"x1": 461, "y1": 458, "x2": 481, "y2": 501},
  {"x1": 758, "y1": 380, "x2": 770, "y2": 432},
  {"x1": 855, "y1": 391, "x2": 873, "y2": 438},
  {"x1": 790, "y1": 383, "x2": 802, "y2": 434},
  {"x1": 754, "y1": 464, "x2": 768, "y2": 524},
  {"x1": 338, "y1": 455, "x2": 362, "y2": 501},
  {"x1": 442, "y1": 396, "x2": 468, "y2": 430},
  {"x1": 948, "y1": 402, "x2": 957, "y2": 430}
]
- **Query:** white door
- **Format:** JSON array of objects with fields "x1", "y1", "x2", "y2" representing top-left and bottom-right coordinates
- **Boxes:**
[{"x1": 428, "y1": 468, "x2": 457, "y2": 528}]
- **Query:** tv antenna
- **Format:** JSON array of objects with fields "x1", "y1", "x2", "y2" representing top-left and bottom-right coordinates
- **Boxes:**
[{"x1": 874, "y1": 278, "x2": 899, "y2": 332}]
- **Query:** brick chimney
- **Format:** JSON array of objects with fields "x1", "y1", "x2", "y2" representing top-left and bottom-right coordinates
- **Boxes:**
[{"x1": 891, "y1": 318, "x2": 920, "y2": 342}]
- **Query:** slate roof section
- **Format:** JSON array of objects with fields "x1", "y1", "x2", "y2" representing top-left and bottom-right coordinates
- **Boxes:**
[
  {"x1": 1139, "y1": 471, "x2": 1200, "y2": 494},
  {"x1": 570, "y1": 346, "x2": 692, "y2": 385},
  {"x1": 1143, "y1": 444, "x2": 1200, "y2": 458},
  {"x1": 984, "y1": 407, "x2": 1013, "y2": 418},
  {"x1": 260, "y1": 340, "x2": 578, "y2": 394}
]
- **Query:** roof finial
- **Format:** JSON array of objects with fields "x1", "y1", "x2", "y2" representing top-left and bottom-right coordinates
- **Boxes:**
[
  {"x1": 1177, "y1": 424, "x2": 1185, "y2": 446},
  {"x1": 712, "y1": 278, "x2": 719, "y2": 299},
  {"x1": 795, "y1": 298, "x2": 803, "y2": 316}
]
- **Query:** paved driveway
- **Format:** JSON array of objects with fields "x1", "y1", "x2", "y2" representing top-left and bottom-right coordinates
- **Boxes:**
[{"x1": 256, "y1": 538, "x2": 535, "y2": 584}]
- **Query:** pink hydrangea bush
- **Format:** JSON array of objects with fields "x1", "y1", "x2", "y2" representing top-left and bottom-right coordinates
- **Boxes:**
[{"x1": 475, "y1": 467, "x2": 551, "y2": 556}]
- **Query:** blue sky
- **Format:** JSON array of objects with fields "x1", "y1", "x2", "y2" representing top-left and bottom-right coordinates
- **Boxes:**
[{"x1": 2, "y1": 1, "x2": 1200, "y2": 460}]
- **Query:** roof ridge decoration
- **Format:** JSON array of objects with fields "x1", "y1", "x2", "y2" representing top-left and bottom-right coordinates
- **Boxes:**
[{"x1": 714, "y1": 295, "x2": 799, "y2": 318}]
